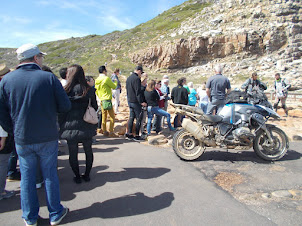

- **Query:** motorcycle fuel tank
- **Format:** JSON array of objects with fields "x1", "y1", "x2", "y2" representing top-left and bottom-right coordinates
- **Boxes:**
[{"x1": 219, "y1": 103, "x2": 258, "y2": 124}]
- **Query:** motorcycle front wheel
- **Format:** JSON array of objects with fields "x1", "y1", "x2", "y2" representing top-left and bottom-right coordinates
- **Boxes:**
[
  {"x1": 253, "y1": 125, "x2": 289, "y2": 161},
  {"x1": 172, "y1": 128, "x2": 204, "y2": 160}
]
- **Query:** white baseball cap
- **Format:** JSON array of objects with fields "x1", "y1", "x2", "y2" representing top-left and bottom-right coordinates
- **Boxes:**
[{"x1": 16, "y1": 43, "x2": 47, "y2": 61}]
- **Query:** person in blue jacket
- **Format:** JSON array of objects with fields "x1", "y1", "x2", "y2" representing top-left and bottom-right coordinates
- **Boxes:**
[{"x1": 0, "y1": 43, "x2": 71, "y2": 226}]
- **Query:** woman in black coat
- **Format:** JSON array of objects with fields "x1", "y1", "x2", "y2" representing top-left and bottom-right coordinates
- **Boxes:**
[{"x1": 59, "y1": 64, "x2": 98, "y2": 184}]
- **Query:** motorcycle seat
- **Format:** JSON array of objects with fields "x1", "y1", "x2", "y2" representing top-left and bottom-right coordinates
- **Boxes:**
[{"x1": 202, "y1": 114, "x2": 223, "y2": 123}]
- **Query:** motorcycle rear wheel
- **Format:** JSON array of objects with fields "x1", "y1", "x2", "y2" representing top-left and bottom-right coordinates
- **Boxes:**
[
  {"x1": 253, "y1": 126, "x2": 288, "y2": 161},
  {"x1": 172, "y1": 128, "x2": 204, "y2": 160}
]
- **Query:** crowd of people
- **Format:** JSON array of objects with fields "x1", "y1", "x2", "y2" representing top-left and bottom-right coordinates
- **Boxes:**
[{"x1": 0, "y1": 43, "x2": 291, "y2": 225}]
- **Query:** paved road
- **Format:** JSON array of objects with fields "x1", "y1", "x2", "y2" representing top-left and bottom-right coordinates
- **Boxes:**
[
  {"x1": 179, "y1": 142, "x2": 302, "y2": 225},
  {"x1": 1, "y1": 136, "x2": 274, "y2": 226}
]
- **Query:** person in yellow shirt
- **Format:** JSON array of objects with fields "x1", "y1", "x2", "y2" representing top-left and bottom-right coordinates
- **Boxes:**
[{"x1": 95, "y1": 66, "x2": 118, "y2": 137}]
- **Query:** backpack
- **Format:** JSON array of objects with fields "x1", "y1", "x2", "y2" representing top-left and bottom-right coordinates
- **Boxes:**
[{"x1": 225, "y1": 90, "x2": 248, "y2": 104}]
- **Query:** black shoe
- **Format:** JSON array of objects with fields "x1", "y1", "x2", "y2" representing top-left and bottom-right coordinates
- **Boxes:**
[
  {"x1": 133, "y1": 136, "x2": 145, "y2": 142},
  {"x1": 125, "y1": 134, "x2": 134, "y2": 140},
  {"x1": 73, "y1": 176, "x2": 81, "y2": 184},
  {"x1": 7, "y1": 172, "x2": 21, "y2": 182},
  {"x1": 81, "y1": 174, "x2": 90, "y2": 182}
]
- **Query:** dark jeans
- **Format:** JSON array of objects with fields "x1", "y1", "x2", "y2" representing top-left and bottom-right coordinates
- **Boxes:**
[
  {"x1": 174, "y1": 114, "x2": 185, "y2": 128},
  {"x1": 7, "y1": 146, "x2": 18, "y2": 176},
  {"x1": 128, "y1": 102, "x2": 142, "y2": 136},
  {"x1": 97, "y1": 112, "x2": 102, "y2": 129},
  {"x1": 67, "y1": 139, "x2": 93, "y2": 178}
]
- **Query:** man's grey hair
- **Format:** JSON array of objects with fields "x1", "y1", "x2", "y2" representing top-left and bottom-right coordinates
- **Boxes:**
[{"x1": 214, "y1": 64, "x2": 223, "y2": 74}]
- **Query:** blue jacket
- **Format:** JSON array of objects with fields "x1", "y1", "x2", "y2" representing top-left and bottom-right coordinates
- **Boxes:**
[{"x1": 0, "y1": 63, "x2": 71, "y2": 145}]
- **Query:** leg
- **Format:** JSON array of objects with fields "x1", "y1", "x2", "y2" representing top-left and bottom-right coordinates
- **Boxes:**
[
  {"x1": 82, "y1": 139, "x2": 93, "y2": 177},
  {"x1": 0, "y1": 154, "x2": 11, "y2": 193},
  {"x1": 174, "y1": 114, "x2": 179, "y2": 128},
  {"x1": 133, "y1": 103, "x2": 142, "y2": 136},
  {"x1": 206, "y1": 101, "x2": 216, "y2": 115},
  {"x1": 15, "y1": 143, "x2": 39, "y2": 224},
  {"x1": 147, "y1": 108, "x2": 154, "y2": 135},
  {"x1": 274, "y1": 96, "x2": 280, "y2": 112},
  {"x1": 36, "y1": 140, "x2": 64, "y2": 222},
  {"x1": 101, "y1": 107, "x2": 108, "y2": 133},
  {"x1": 7, "y1": 145, "x2": 19, "y2": 178},
  {"x1": 108, "y1": 108, "x2": 115, "y2": 133},
  {"x1": 67, "y1": 141, "x2": 80, "y2": 178},
  {"x1": 97, "y1": 109, "x2": 102, "y2": 130},
  {"x1": 127, "y1": 103, "x2": 135, "y2": 135},
  {"x1": 115, "y1": 89, "x2": 121, "y2": 113},
  {"x1": 280, "y1": 97, "x2": 288, "y2": 116}
]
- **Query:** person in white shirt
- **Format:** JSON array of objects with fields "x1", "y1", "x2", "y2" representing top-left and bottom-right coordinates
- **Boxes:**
[{"x1": 197, "y1": 83, "x2": 209, "y2": 113}]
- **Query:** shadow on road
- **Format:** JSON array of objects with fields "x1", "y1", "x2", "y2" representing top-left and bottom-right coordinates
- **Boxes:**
[{"x1": 36, "y1": 192, "x2": 175, "y2": 225}]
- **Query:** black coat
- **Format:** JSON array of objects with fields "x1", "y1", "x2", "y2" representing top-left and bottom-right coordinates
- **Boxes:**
[{"x1": 59, "y1": 85, "x2": 98, "y2": 141}]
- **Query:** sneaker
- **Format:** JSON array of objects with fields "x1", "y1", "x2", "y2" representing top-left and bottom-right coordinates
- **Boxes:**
[
  {"x1": 7, "y1": 171, "x2": 21, "y2": 181},
  {"x1": 109, "y1": 132, "x2": 119, "y2": 138},
  {"x1": 169, "y1": 127, "x2": 176, "y2": 132},
  {"x1": 50, "y1": 206, "x2": 69, "y2": 226},
  {"x1": 24, "y1": 219, "x2": 37, "y2": 226},
  {"x1": 0, "y1": 190, "x2": 15, "y2": 200},
  {"x1": 125, "y1": 134, "x2": 134, "y2": 140},
  {"x1": 133, "y1": 136, "x2": 145, "y2": 142}
]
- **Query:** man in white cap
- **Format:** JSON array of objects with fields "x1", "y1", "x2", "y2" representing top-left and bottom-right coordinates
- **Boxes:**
[{"x1": 0, "y1": 43, "x2": 71, "y2": 226}]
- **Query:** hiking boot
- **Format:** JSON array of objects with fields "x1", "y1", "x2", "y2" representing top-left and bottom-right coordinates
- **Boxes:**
[
  {"x1": 109, "y1": 132, "x2": 119, "y2": 138},
  {"x1": 7, "y1": 172, "x2": 21, "y2": 182},
  {"x1": 97, "y1": 128, "x2": 103, "y2": 134},
  {"x1": 50, "y1": 206, "x2": 69, "y2": 225},
  {"x1": 0, "y1": 190, "x2": 15, "y2": 200}
]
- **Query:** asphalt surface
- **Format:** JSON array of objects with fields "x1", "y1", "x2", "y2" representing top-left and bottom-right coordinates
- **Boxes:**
[
  {"x1": 0, "y1": 135, "x2": 275, "y2": 226},
  {"x1": 185, "y1": 141, "x2": 302, "y2": 225}
]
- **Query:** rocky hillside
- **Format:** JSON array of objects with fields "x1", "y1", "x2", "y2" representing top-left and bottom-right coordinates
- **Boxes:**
[{"x1": 0, "y1": 0, "x2": 301, "y2": 90}]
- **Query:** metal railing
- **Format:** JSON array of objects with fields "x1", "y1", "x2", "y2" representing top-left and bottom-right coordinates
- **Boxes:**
[{"x1": 265, "y1": 92, "x2": 302, "y2": 103}]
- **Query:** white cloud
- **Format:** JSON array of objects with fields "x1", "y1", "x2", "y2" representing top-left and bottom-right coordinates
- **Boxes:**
[
  {"x1": 0, "y1": 15, "x2": 32, "y2": 25},
  {"x1": 13, "y1": 30, "x2": 89, "y2": 44}
]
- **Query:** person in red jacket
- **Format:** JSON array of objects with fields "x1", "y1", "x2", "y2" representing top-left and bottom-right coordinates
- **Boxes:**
[{"x1": 152, "y1": 80, "x2": 165, "y2": 133}]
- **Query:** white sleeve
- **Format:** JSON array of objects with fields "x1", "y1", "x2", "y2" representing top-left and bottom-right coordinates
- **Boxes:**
[{"x1": 0, "y1": 125, "x2": 8, "y2": 137}]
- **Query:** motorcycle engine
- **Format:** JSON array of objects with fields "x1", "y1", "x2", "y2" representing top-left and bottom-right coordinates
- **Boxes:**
[{"x1": 232, "y1": 127, "x2": 254, "y2": 141}]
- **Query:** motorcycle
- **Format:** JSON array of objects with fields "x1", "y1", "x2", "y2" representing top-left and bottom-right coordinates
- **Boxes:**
[{"x1": 171, "y1": 90, "x2": 289, "y2": 161}]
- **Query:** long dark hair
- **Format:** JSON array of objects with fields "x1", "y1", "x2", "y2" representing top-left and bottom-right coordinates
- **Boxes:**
[
  {"x1": 146, "y1": 80, "x2": 156, "y2": 92},
  {"x1": 64, "y1": 64, "x2": 90, "y2": 96}
]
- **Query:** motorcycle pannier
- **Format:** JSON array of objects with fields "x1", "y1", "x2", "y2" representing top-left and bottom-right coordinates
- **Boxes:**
[{"x1": 226, "y1": 90, "x2": 248, "y2": 104}]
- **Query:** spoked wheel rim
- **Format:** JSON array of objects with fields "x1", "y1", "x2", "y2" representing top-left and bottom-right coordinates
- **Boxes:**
[
  {"x1": 175, "y1": 130, "x2": 203, "y2": 157},
  {"x1": 255, "y1": 127, "x2": 287, "y2": 160}
]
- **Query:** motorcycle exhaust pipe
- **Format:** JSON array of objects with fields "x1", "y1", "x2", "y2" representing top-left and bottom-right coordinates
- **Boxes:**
[{"x1": 182, "y1": 118, "x2": 204, "y2": 141}]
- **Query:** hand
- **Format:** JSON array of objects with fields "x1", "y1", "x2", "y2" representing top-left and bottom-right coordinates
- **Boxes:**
[
  {"x1": 141, "y1": 102, "x2": 147, "y2": 107},
  {"x1": 0, "y1": 137, "x2": 6, "y2": 151}
]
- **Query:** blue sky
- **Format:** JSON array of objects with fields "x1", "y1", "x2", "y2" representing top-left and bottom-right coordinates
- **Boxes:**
[{"x1": 0, "y1": 0, "x2": 187, "y2": 48}]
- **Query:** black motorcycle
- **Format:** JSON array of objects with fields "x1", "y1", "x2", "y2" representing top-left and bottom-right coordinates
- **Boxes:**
[{"x1": 171, "y1": 90, "x2": 289, "y2": 161}]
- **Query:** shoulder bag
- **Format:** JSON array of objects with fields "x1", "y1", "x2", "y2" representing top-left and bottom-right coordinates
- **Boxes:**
[{"x1": 83, "y1": 98, "x2": 98, "y2": 124}]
